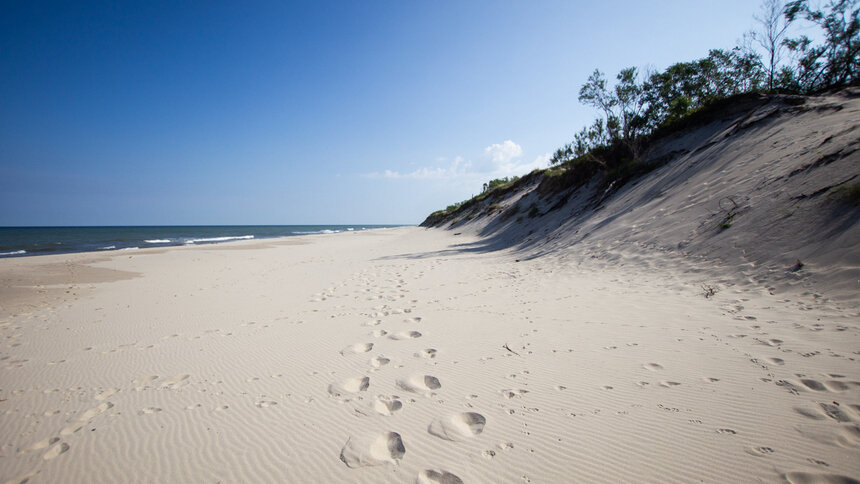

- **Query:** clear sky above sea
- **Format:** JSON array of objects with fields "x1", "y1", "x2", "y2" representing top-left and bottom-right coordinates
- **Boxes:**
[{"x1": 1, "y1": 0, "x2": 769, "y2": 226}]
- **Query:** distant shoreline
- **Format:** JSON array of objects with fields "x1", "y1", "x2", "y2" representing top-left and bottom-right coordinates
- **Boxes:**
[{"x1": 0, "y1": 225, "x2": 406, "y2": 258}]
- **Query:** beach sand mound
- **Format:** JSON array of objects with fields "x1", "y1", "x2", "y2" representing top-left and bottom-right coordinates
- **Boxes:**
[{"x1": 424, "y1": 87, "x2": 860, "y2": 307}]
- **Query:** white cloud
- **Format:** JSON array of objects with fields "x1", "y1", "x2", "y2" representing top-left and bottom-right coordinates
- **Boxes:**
[
  {"x1": 484, "y1": 140, "x2": 523, "y2": 165},
  {"x1": 365, "y1": 157, "x2": 471, "y2": 180},
  {"x1": 364, "y1": 142, "x2": 551, "y2": 183}
]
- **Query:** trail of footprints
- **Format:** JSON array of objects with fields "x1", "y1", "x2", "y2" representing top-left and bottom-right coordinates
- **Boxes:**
[
  {"x1": 323, "y1": 267, "x2": 482, "y2": 482},
  {"x1": 11, "y1": 370, "x2": 222, "y2": 473}
]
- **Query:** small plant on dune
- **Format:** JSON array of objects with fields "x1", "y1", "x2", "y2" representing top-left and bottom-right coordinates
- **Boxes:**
[
  {"x1": 833, "y1": 183, "x2": 860, "y2": 204},
  {"x1": 500, "y1": 202, "x2": 520, "y2": 222},
  {"x1": 528, "y1": 203, "x2": 540, "y2": 218},
  {"x1": 702, "y1": 284, "x2": 719, "y2": 298},
  {"x1": 718, "y1": 196, "x2": 739, "y2": 230}
]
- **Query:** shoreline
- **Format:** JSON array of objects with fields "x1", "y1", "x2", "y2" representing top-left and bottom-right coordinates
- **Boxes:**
[
  {"x1": 0, "y1": 225, "x2": 407, "y2": 260},
  {"x1": 1, "y1": 227, "x2": 858, "y2": 482}
]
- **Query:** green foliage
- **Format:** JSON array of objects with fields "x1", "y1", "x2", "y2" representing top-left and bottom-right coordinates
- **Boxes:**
[
  {"x1": 834, "y1": 182, "x2": 860, "y2": 203},
  {"x1": 702, "y1": 284, "x2": 719, "y2": 298},
  {"x1": 752, "y1": 0, "x2": 792, "y2": 91},
  {"x1": 784, "y1": 0, "x2": 860, "y2": 92},
  {"x1": 500, "y1": 202, "x2": 520, "y2": 222},
  {"x1": 482, "y1": 176, "x2": 519, "y2": 193},
  {"x1": 577, "y1": 68, "x2": 648, "y2": 158},
  {"x1": 602, "y1": 158, "x2": 651, "y2": 189},
  {"x1": 528, "y1": 203, "x2": 540, "y2": 218},
  {"x1": 643, "y1": 49, "x2": 764, "y2": 129}
]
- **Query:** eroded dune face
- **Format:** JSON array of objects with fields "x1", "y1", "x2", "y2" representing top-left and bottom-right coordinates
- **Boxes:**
[{"x1": 422, "y1": 89, "x2": 860, "y2": 300}]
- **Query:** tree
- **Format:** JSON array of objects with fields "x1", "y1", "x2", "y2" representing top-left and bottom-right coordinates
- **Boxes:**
[
  {"x1": 752, "y1": 0, "x2": 791, "y2": 91},
  {"x1": 642, "y1": 49, "x2": 763, "y2": 127},
  {"x1": 577, "y1": 67, "x2": 648, "y2": 159},
  {"x1": 784, "y1": 0, "x2": 860, "y2": 91},
  {"x1": 578, "y1": 70, "x2": 619, "y2": 140}
]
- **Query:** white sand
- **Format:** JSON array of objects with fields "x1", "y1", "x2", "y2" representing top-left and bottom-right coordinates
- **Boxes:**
[{"x1": 1, "y1": 226, "x2": 858, "y2": 483}]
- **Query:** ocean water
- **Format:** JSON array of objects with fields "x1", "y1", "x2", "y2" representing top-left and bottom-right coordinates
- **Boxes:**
[{"x1": 0, "y1": 225, "x2": 401, "y2": 258}]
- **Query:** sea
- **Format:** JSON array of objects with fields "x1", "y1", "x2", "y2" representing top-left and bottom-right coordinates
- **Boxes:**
[{"x1": 0, "y1": 225, "x2": 401, "y2": 258}]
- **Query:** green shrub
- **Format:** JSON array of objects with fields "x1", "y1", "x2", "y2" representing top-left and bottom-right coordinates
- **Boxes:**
[{"x1": 834, "y1": 183, "x2": 860, "y2": 204}]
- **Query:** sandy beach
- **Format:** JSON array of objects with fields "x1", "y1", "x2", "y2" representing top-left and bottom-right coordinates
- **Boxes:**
[{"x1": 1, "y1": 227, "x2": 858, "y2": 483}]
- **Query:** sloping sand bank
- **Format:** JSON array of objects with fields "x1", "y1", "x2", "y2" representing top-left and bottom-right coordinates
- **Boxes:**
[{"x1": 1, "y1": 228, "x2": 858, "y2": 483}]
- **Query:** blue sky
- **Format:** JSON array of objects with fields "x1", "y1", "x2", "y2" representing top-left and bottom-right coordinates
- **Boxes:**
[{"x1": 1, "y1": 1, "x2": 767, "y2": 225}]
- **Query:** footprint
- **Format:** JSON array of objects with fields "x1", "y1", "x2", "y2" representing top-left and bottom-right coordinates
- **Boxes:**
[
  {"x1": 763, "y1": 357, "x2": 785, "y2": 366},
  {"x1": 744, "y1": 446, "x2": 775, "y2": 457},
  {"x1": 428, "y1": 412, "x2": 486, "y2": 441},
  {"x1": 23, "y1": 437, "x2": 59, "y2": 453},
  {"x1": 78, "y1": 402, "x2": 113, "y2": 422},
  {"x1": 339, "y1": 432, "x2": 405, "y2": 468},
  {"x1": 133, "y1": 375, "x2": 158, "y2": 390},
  {"x1": 328, "y1": 377, "x2": 370, "y2": 397},
  {"x1": 795, "y1": 423, "x2": 860, "y2": 448},
  {"x1": 824, "y1": 381, "x2": 850, "y2": 392},
  {"x1": 784, "y1": 471, "x2": 860, "y2": 484},
  {"x1": 389, "y1": 331, "x2": 422, "y2": 340},
  {"x1": 42, "y1": 441, "x2": 69, "y2": 460},
  {"x1": 255, "y1": 401, "x2": 278, "y2": 408},
  {"x1": 795, "y1": 406, "x2": 828, "y2": 420},
  {"x1": 417, "y1": 469, "x2": 464, "y2": 484},
  {"x1": 373, "y1": 395, "x2": 403, "y2": 415},
  {"x1": 160, "y1": 374, "x2": 190, "y2": 390},
  {"x1": 501, "y1": 389, "x2": 529, "y2": 399},
  {"x1": 95, "y1": 388, "x2": 119, "y2": 401},
  {"x1": 415, "y1": 348, "x2": 437, "y2": 359},
  {"x1": 643, "y1": 363, "x2": 663, "y2": 371},
  {"x1": 659, "y1": 381, "x2": 681, "y2": 388},
  {"x1": 341, "y1": 343, "x2": 373, "y2": 355},
  {"x1": 371, "y1": 329, "x2": 388, "y2": 338},
  {"x1": 60, "y1": 423, "x2": 84, "y2": 436},
  {"x1": 370, "y1": 356, "x2": 391, "y2": 368},
  {"x1": 799, "y1": 379, "x2": 827, "y2": 392},
  {"x1": 397, "y1": 375, "x2": 441, "y2": 394},
  {"x1": 138, "y1": 407, "x2": 162, "y2": 415},
  {"x1": 717, "y1": 428, "x2": 737, "y2": 435}
]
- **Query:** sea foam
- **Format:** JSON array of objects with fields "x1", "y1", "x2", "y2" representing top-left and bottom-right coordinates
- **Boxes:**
[
  {"x1": 0, "y1": 250, "x2": 26, "y2": 256},
  {"x1": 183, "y1": 235, "x2": 254, "y2": 244},
  {"x1": 294, "y1": 229, "x2": 340, "y2": 235}
]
